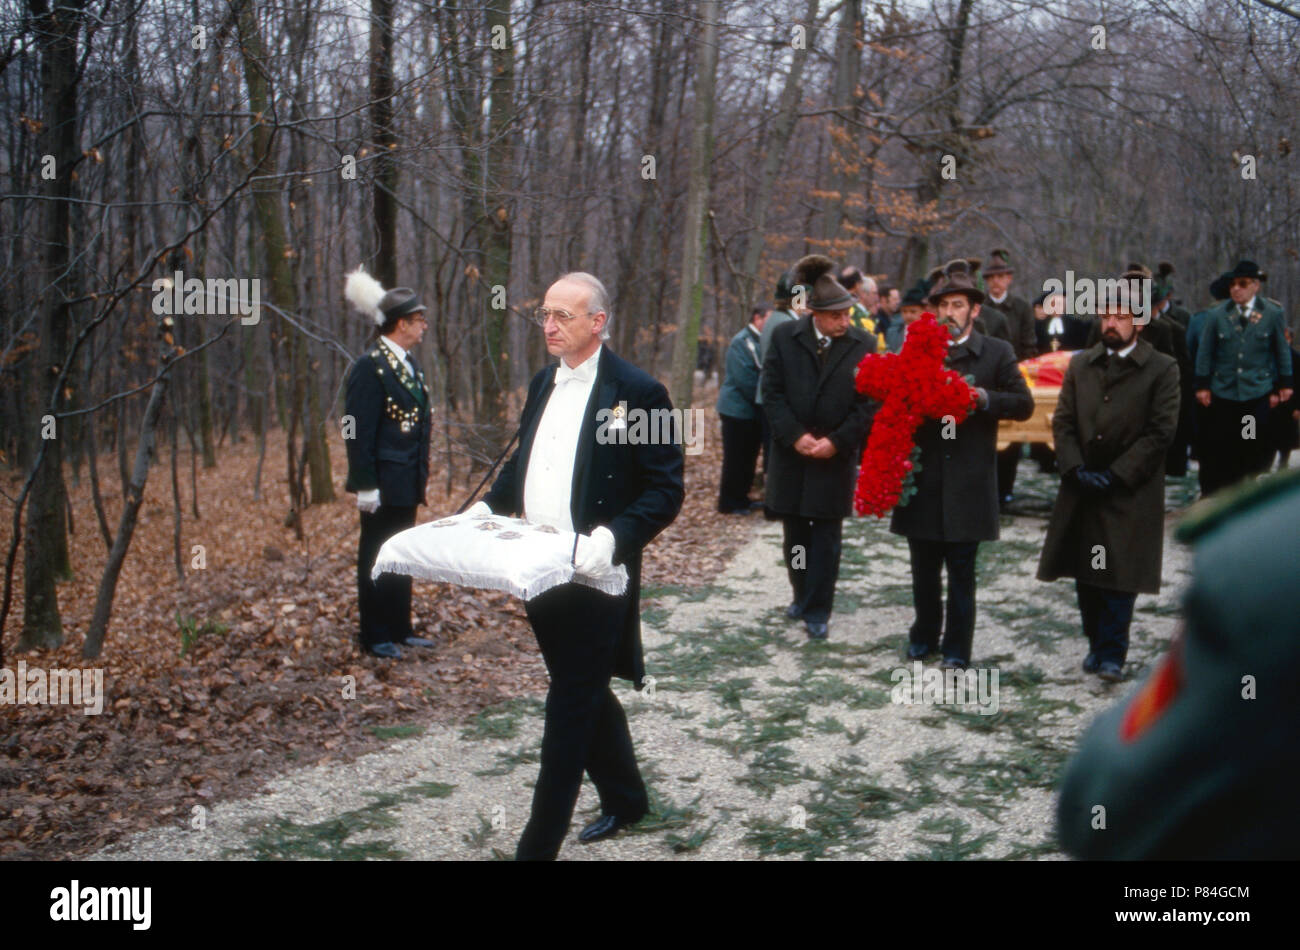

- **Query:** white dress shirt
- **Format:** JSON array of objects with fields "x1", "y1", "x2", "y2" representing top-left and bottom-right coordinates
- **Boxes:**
[
  {"x1": 380, "y1": 335, "x2": 418, "y2": 378},
  {"x1": 1107, "y1": 339, "x2": 1138, "y2": 359},
  {"x1": 524, "y1": 346, "x2": 601, "y2": 532}
]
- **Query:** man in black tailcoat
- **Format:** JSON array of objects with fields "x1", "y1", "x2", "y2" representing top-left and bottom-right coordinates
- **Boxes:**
[{"x1": 477, "y1": 272, "x2": 684, "y2": 861}]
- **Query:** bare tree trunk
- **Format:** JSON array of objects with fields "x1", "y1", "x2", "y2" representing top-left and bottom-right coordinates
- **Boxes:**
[
  {"x1": 668, "y1": 0, "x2": 720, "y2": 410},
  {"x1": 83, "y1": 366, "x2": 171, "y2": 659},
  {"x1": 20, "y1": 0, "x2": 87, "y2": 652}
]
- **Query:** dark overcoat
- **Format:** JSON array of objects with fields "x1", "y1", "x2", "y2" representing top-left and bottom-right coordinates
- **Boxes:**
[
  {"x1": 1036, "y1": 340, "x2": 1180, "y2": 594},
  {"x1": 889, "y1": 331, "x2": 1034, "y2": 542},
  {"x1": 344, "y1": 341, "x2": 434, "y2": 507},
  {"x1": 986, "y1": 293, "x2": 1039, "y2": 360},
  {"x1": 761, "y1": 316, "x2": 874, "y2": 520},
  {"x1": 482, "y1": 347, "x2": 685, "y2": 687}
]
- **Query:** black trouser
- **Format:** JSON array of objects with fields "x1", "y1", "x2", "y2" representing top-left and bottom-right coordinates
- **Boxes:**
[
  {"x1": 357, "y1": 504, "x2": 416, "y2": 648},
  {"x1": 759, "y1": 408, "x2": 773, "y2": 473},
  {"x1": 516, "y1": 583, "x2": 647, "y2": 861},
  {"x1": 996, "y1": 445, "x2": 1021, "y2": 500},
  {"x1": 1200, "y1": 395, "x2": 1273, "y2": 495},
  {"x1": 1075, "y1": 581, "x2": 1137, "y2": 666},
  {"x1": 781, "y1": 516, "x2": 843, "y2": 623},
  {"x1": 718, "y1": 413, "x2": 763, "y2": 512},
  {"x1": 906, "y1": 538, "x2": 979, "y2": 663},
  {"x1": 1027, "y1": 442, "x2": 1057, "y2": 473}
]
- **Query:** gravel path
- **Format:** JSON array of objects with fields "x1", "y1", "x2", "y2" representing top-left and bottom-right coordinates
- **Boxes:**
[{"x1": 92, "y1": 468, "x2": 1197, "y2": 861}]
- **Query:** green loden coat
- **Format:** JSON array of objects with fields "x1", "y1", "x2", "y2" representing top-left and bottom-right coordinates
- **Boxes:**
[{"x1": 1036, "y1": 340, "x2": 1180, "y2": 594}]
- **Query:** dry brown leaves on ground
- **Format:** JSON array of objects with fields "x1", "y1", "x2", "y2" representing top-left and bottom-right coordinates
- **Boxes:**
[{"x1": 0, "y1": 393, "x2": 752, "y2": 859}]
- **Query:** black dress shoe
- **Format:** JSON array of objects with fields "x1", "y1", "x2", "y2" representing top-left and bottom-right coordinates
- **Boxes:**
[
  {"x1": 805, "y1": 620, "x2": 829, "y2": 640},
  {"x1": 940, "y1": 656, "x2": 968, "y2": 670},
  {"x1": 1081, "y1": 652, "x2": 1100, "y2": 674},
  {"x1": 578, "y1": 814, "x2": 637, "y2": 844},
  {"x1": 785, "y1": 603, "x2": 803, "y2": 620},
  {"x1": 1097, "y1": 660, "x2": 1124, "y2": 682},
  {"x1": 364, "y1": 641, "x2": 401, "y2": 659},
  {"x1": 907, "y1": 642, "x2": 937, "y2": 660},
  {"x1": 401, "y1": 636, "x2": 435, "y2": 648}
]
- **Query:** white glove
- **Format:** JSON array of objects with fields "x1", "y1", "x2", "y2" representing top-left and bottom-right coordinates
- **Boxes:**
[
  {"x1": 356, "y1": 488, "x2": 380, "y2": 513},
  {"x1": 466, "y1": 501, "x2": 493, "y2": 517},
  {"x1": 574, "y1": 526, "x2": 617, "y2": 578}
]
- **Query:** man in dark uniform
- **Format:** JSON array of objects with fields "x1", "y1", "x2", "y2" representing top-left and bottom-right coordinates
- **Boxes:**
[
  {"x1": 477, "y1": 271, "x2": 684, "y2": 860},
  {"x1": 1037, "y1": 279, "x2": 1181, "y2": 681},
  {"x1": 716, "y1": 306, "x2": 767, "y2": 513},
  {"x1": 1149, "y1": 263, "x2": 1196, "y2": 476},
  {"x1": 1193, "y1": 259, "x2": 1293, "y2": 495},
  {"x1": 1187, "y1": 271, "x2": 1232, "y2": 494},
  {"x1": 763, "y1": 255, "x2": 874, "y2": 640},
  {"x1": 757, "y1": 272, "x2": 799, "y2": 471},
  {"x1": 343, "y1": 275, "x2": 435, "y2": 659},
  {"x1": 1057, "y1": 467, "x2": 1300, "y2": 858},
  {"x1": 892, "y1": 260, "x2": 1034, "y2": 669},
  {"x1": 982, "y1": 249, "x2": 1037, "y2": 505}
]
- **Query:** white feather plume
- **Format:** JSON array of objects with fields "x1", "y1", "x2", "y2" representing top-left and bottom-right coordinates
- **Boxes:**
[{"x1": 344, "y1": 266, "x2": 387, "y2": 326}]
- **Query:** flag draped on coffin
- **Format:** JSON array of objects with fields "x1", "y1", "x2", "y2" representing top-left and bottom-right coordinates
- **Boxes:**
[{"x1": 371, "y1": 512, "x2": 628, "y2": 600}]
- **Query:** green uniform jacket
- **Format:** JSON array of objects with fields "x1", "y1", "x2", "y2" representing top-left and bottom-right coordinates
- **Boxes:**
[
  {"x1": 1193, "y1": 297, "x2": 1293, "y2": 400},
  {"x1": 715, "y1": 326, "x2": 763, "y2": 420},
  {"x1": 1057, "y1": 468, "x2": 1300, "y2": 859},
  {"x1": 1036, "y1": 340, "x2": 1180, "y2": 594}
]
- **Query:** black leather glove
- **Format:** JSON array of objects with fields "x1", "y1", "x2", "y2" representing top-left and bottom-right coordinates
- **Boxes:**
[{"x1": 1073, "y1": 467, "x2": 1114, "y2": 494}]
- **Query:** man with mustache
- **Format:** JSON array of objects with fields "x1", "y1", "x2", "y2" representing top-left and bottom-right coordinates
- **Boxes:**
[{"x1": 1037, "y1": 273, "x2": 1181, "y2": 682}]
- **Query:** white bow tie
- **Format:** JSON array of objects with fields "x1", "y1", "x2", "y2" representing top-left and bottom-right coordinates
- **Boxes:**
[{"x1": 555, "y1": 361, "x2": 595, "y2": 385}]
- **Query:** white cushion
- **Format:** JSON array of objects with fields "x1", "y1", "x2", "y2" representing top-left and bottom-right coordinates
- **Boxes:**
[{"x1": 371, "y1": 511, "x2": 628, "y2": 600}]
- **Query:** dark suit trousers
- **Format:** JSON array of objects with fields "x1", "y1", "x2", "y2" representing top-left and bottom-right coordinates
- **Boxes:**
[
  {"x1": 996, "y1": 445, "x2": 1021, "y2": 499},
  {"x1": 718, "y1": 414, "x2": 763, "y2": 512},
  {"x1": 357, "y1": 505, "x2": 416, "y2": 648},
  {"x1": 516, "y1": 583, "x2": 647, "y2": 861},
  {"x1": 782, "y1": 517, "x2": 843, "y2": 623},
  {"x1": 1200, "y1": 395, "x2": 1272, "y2": 495},
  {"x1": 906, "y1": 539, "x2": 979, "y2": 663},
  {"x1": 1075, "y1": 581, "x2": 1136, "y2": 665}
]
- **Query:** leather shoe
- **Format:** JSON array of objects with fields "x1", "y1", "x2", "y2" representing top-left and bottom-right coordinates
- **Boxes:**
[
  {"x1": 785, "y1": 603, "x2": 803, "y2": 620},
  {"x1": 940, "y1": 656, "x2": 968, "y2": 670},
  {"x1": 907, "y1": 642, "x2": 937, "y2": 660},
  {"x1": 578, "y1": 814, "x2": 638, "y2": 844},
  {"x1": 1097, "y1": 660, "x2": 1124, "y2": 682},
  {"x1": 364, "y1": 641, "x2": 401, "y2": 659},
  {"x1": 1081, "y1": 652, "x2": 1100, "y2": 674},
  {"x1": 805, "y1": 621, "x2": 829, "y2": 640},
  {"x1": 401, "y1": 636, "x2": 434, "y2": 648}
]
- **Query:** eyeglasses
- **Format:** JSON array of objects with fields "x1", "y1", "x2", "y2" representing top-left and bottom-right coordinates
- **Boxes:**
[
  {"x1": 1230, "y1": 278, "x2": 1255, "y2": 288},
  {"x1": 531, "y1": 307, "x2": 592, "y2": 326}
]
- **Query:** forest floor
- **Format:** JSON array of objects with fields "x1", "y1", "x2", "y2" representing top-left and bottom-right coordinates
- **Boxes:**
[
  {"x1": 80, "y1": 461, "x2": 1207, "y2": 861},
  {"x1": 0, "y1": 399, "x2": 751, "y2": 859}
]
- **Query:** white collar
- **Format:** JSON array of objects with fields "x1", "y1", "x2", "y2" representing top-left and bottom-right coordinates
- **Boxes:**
[
  {"x1": 988, "y1": 292, "x2": 1007, "y2": 305},
  {"x1": 556, "y1": 345, "x2": 601, "y2": 384},
  {"x1": 954, "y1": 326, "x2": 973, "y2": 346},
  {"x1": 1239, "y1": 296, "x2": 1257, "y2": 314},
  {"x1": 746, "y1": 324, "x2": 761, "y2": 338},
  {"x1": 813, "y1": 323, "x2": 828, "y2": 344},
  {"x1": 1108, "y1": 339, "x2": 1138, "y2": 359},
  {"x1": 380, "y1": 335, "x2": 408, "y2": 363}
]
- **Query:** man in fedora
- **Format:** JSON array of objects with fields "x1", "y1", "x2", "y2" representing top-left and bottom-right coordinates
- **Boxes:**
[
  {"x1": 343, "y1": 277, "x2": 435, "y2": 659},
  {"x1": 763, "y1": 255, "x2": 875, "y2": 639},
  {"x1": 1037, "y1": 275, "x2": 1180, "y2": 682},
  {"x1": 891, "y1": 260, "x2": 1033, "y2": 670},
  {"x1": 1193, "y1": 260, "x2": 1293, "y2": 495},
  {"x1": 981, "y1": 249, "x2": 1038, "y2": 505}
]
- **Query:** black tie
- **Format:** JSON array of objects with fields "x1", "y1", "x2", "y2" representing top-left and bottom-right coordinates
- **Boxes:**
[{"x1": 817, "y1": 336, "x2": 831, "y2": 367}]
